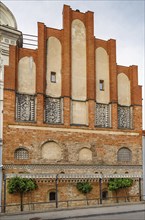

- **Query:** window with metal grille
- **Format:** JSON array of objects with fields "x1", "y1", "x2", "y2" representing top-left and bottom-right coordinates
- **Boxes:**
[
  {"x1": 49, "y1": 192, "x2": 56, "y2": 201},
  {"x1": 45, "y1": 97, "x2": 62, "y2": 124},
  {"x1": 118, "y1": 106, "x2": 132, "y2": 129},
  {"x1": 16, "y1": 94, "x2": 35, "y2": 122},
  {"x1": 117, "y1": 147, "x2": 132, "y2": 162},
  {"x1": 96, "y1": 103, "x2": 110, "y2": 127},
  {"x1": 14, "y1": 148, "x2": 29, "y2": 160}
]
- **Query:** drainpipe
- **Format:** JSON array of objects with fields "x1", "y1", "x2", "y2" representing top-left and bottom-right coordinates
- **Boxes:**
[
  {"x1": 3, "y1": 174, "x2": 6, "y2": 213},
  {"x1": 55, "y1": 174, "x2": 59, "y2": 208},
  {"x1": 99, "y1": 177, "x2": 102, "y2": 204}
]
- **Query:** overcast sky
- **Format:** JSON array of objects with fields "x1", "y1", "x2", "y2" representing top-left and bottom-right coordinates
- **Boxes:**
[{"x1": 1, "y1": 0, "x2": 145, "y2": 126}]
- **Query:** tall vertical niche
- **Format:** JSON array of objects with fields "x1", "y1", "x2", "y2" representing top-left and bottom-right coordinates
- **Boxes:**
[
  {"x1": 18, "y1": 56, "x2": 36, "y2": 94},
  {"x1": 71, "y1": 19, "x2": 86, "y2": 100},
  {"x1": 96, "y1": 47, "x2": 110, "y2": 104},
  {"x1": 117, "y1": 73, "x2": 131, "y2": 106},
  {"x1": 46, "y1": 37, "x2": 62, "y2": 97},
  {"x1": 71, "y1": 19, "x2": 87, "y2": 125},
  {"x1": 17, "y1": 56, "x2": 36, "y2": 122},
  {"x1": 117, "y1": 73, "x2": 131, "y2": 129}
]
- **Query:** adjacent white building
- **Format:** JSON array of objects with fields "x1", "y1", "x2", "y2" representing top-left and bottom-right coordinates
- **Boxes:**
[{"x1": 0, "y1": 2, "x2": 22, "y2": 210}]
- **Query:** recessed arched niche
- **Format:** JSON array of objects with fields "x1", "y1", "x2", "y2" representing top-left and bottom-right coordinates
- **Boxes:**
[
  {"x1": 79, "y1": 148, "x2": 92, "y2": 161},
  {"x1": 18, "y1": 56, "x2": 36, "y2": 94},
  {"x1": 96, "y1": 47, "x2": 110, "y2": 104},
  {"x1": 71, "y1": 19, "x2": 86, "y2": 100},
  {"x1": 117, "y1": 73, "x2": 131, "y2": 106},
  {"x1": 46, "y1": 36, "x2": 62, "y2": 97},
  {"x1": 41, "y1": 141, "x2": 62, "y2": 161}
]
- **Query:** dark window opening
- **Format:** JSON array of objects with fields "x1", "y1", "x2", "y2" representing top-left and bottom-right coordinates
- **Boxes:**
[
  {"x1": 50, "y1": 72, "x2": 56, "y2": 83},
  {"x1": 102, "y1": 191, "x2": 108, "y2": 200},
  {"x1": 49, "y1": 192, "x2": 56, "y2": 201},
  {"x1": 99, "y1": 80, "x2": 104, "y2": 91}
]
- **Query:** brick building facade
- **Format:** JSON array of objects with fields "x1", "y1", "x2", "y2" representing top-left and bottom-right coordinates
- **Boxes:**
[{"x1": 2, "y1": 5, "x2": 142, "y2": 210}]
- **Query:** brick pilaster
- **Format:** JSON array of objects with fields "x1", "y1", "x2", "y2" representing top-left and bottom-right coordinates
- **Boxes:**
[
  {"x1": 86, "y1": 11, "x2": 95, "y2": 100},
  {"x1": 129, "y1": 65, "x2": 142, "y2": 106},
  {"x1": 62, "y1": 5, "x2": 71, "y2": 97},
  {"x1": 88, "y1": 100, "x2": 95, "y2": 128},
  {"x1": 37, "y1": 22, "x2": 46, "y2": 94},
  {"x1": 63, "y1": 97, "x2": 71, "y2": 126},
  {"x1": 107, "y1": 39, "x2": 117, "y2": 103}
]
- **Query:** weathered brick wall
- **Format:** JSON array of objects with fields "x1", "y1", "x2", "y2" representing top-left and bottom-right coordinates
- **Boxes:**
[
  {"x1": 3, "y1": 121, "x2": 142, "y2": 166},
  {"x1": 2, "y1": 4, "x2": 142, "y2": 208}
]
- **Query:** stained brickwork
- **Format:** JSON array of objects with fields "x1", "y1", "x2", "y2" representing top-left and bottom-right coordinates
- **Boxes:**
[{"x1": 2, "y1": 5, "x2": 142, "y2": 209}]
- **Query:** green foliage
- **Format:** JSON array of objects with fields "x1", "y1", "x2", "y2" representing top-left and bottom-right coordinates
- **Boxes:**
[
  {"x1": 76, "y1": 182, "x2": 93, "y2": 195},
  {"x1": 108, "y1": 178, "x2": 133, "y2": 192},
  {"x1": 8, "y1": 176, "x2": 37, "y2": 194},
  {"x1": 7, "y1": 176, "x2": 38, "y2": 211}
]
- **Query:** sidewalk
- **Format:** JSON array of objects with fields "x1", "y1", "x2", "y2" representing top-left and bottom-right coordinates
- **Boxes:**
[{"x1": 0, "y1": 202, "x2": 145, "y2": 220}]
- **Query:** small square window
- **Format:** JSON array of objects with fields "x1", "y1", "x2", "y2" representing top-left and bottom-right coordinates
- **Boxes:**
[
  {"x1": 99, "y1": 80, "x2": 104, "y2": 91},
  {"x1": 50, "y1": 72, "x2": 56, "y2": 83}
]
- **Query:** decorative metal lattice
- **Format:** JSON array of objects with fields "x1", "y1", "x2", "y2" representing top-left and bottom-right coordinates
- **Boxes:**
[
  {"x1": 117, "y1": 147, "x2": 131, "y2": 162},
  {"x1": 45, "y1": 97, "x2": 62, "y2": 124},
  {"x1": 16, "y1": 94, "x2": 35, "y2": 122},
  {"x1": 14, "y1": 148, "x2": 29, "y2": 160},
  {"x1": 118, "y1": 106, "x2": 132, "y2": 129},
  {"x1": 96, "y1": 104, "x2": 110, "y2": 127}
]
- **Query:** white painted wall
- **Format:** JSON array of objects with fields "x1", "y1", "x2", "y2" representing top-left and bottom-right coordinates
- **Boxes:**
[
  {"x1": 0, "y1": 2, "x2": 17, "y2": 28},
  {"x1": 96, "y1": 47, "x2": 110, "y2": 104},
  {"x1": 42, "y1": 142, "x2": 62, "y2": 161},
  {"x1": 118, "y1": 73, "x2": 131, "y2": 106},
  {"x1": 71, "y1": 19, "x2": 86, "y2": 101},
  {"x1": 71, "y1": 101, "x2": 88, "y2": 125},
  {"x1": 0, "y1": 2, "x2": 22, "y2": 211},
  {"x1": 46, "y1": 37, "x2": 62, "y2": 97},
  {"x1": 79, "y1": 148, "x2": 92, "y2": 161},
  {"x1": 18, "y1": 56, "x2": 36, "y2": 94}
]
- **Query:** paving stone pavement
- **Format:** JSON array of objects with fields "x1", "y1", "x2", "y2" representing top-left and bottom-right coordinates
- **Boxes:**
[{"x1": 0, "y1": 202, "x2": 145, "y2": 220}]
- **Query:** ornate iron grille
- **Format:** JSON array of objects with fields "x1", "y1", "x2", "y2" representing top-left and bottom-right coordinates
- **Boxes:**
[
  {"x1": 118, "y1": 106, "x2": 132, "y2": 129},
  {"x1": 117, "y1": 147, "x2": 131, "y2": 162},
  {"x1": 14, "y1": 148, "x2": 29, "y2": 160},
  {"x1": 45, "y1": 97, "x2": 62, "y2": 124},
  {"x1": 96, "y1": 103, "x2": 110, "y2": 127},
  {"x1": 16, "y1": 94, "x2": 35, "y2": 122}
]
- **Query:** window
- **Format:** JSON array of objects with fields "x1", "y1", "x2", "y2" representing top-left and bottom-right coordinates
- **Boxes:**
[
  {"x1": 14, "y1": 148, "x2": 29, "y2": 160},
  {"x1": 99, "y1": 80, "x2": 104, "y2": 91},
  {"x1": 49, "y1": 192, "x2": 56, "y2": 201},
  {"x1": 50, "y1": 72, "x2": 56, "y2": 83},
  {"x1": 102, "y1": 190, "x2": 108, "y2": 200},
  {"x1": 117, "y1": 147, "x2": 132, "y2": 162}
]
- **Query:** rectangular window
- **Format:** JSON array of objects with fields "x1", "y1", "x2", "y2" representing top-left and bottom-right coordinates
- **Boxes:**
[
  {"x1": 99, "y1": 80, "x2": 104, "y2": 91},
  {"x1": 50, "y1": 72, "x2": 56, "y2": 83}
]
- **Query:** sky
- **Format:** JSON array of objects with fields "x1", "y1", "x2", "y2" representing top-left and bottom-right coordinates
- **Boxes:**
[{"x1": 1, "y1": 0, "x2": 145, "y2": 124}]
